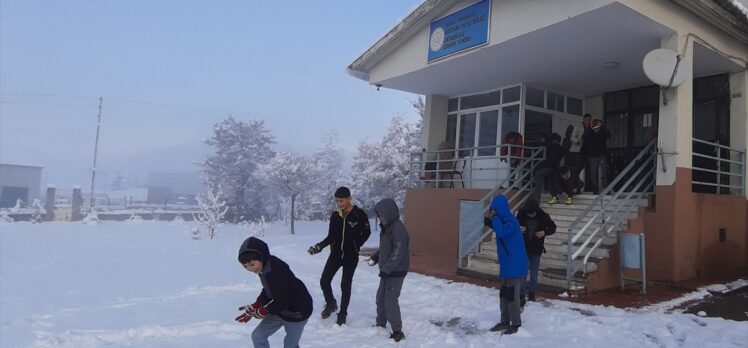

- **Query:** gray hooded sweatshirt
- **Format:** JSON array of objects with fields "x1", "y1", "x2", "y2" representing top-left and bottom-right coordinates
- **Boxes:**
[{"x1": 373, "y1": 198, "x2": 410, "y2": 277}]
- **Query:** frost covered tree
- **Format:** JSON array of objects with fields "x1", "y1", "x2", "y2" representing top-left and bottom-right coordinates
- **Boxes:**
[
  {"x1": 313, "y1": 131, "x2": 347, "y2": 216},
  {"x1": 194, "y1": 183, "x2": 228, "y2": 239},
  {"x1": 203, "y1": 116, "x2": 275, "y2": 222},
  {"x1": 31, "y1": 199, "x2": 44, "y2": 223},
  {"x1": 352, "y1": 113, "x2": 422, "y2": 208},
  {"x1": 259, "y1": 150, "x2": 318, "y2": 234}
]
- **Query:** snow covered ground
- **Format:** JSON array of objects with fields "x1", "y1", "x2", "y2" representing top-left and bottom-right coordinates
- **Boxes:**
[{"x1": 1, "y1": 221, "x2": 746, "y2": 348}]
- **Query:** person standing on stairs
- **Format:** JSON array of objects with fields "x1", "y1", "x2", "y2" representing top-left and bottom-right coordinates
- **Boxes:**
[
  {"x1": 516, "y1": 199, "x2": 556, "y2": 302},
  {"x1": 307, "y1": 187, "x2": 371, "y2": 325},
  {"x1": 484, "y1": 194, "x2": 527, "y2": 335},
  {"x1": 532, "y1": 133, "x2": 563, "y2": 203},
  {"x1": 582, "y1": 118, "x2": 611, "y2": 194}
]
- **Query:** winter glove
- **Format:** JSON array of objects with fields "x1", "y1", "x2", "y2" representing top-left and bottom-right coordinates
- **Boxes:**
[
  {"x1": 484, "y1": 217, "x2": 493, "y2": 228},
  {"x1": 368, "y1": 253, "x2": 379, "y2": 266},
  {"x1": 252, "y1": 306, "x2": 269, "y2": 319},
  {"x1": 235, "y1": 302, "x2": 263, "y2": 323},
  {"x1": 308, "y1": 244, "x2": 321, "y2": 255}
]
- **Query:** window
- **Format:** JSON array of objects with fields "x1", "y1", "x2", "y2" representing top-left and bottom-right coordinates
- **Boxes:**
[
  {"x1": 567, "y1": 97, "x2": 583, "y2": 115},
  {"x1": 547, "y1": 92, "x2": 564, "y2": 112},
  {"x1": 446, "y1": 114, "x2": 457, "y2": 147},
  {"x1": 459, "y1": 113, "x2": 477, "y2": 155},
  {"x1": 524, "y1": 109, "x2": 552, "y2": 147},
  {"x1": 501, "y1": 105, "x2": 520, "y2": 139},
  {"x1": 460, "y1": 91, "x2": 500, "y2": 110},
  {"x1": 502, "y1": 86, "x2": 521, "y2": 103},
  {"x1": 448, "y1": 98, "x2": 459, "y2": 112},
  {"x1": 478, "y1": 110, "x2": 499, "y2": 156},
  {"x1": 525, "y1": 86, "x2": 544, "y2": 108}
]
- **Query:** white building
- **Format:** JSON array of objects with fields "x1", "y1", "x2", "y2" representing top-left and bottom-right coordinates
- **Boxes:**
[
  {"x1": 348, "y1": 0, "x2": 748, "y2": 292},
  {"x1": 0, "y1": 163, "x2": 43, "y2": 208}
]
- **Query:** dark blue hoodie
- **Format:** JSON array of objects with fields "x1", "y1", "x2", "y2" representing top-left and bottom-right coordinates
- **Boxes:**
[
  {"x1": 238, "y1": 237, "x2": 313, "y2": 322},
  {"x1": 489, "y1": 195, "x2": 528, "y2": 279}
]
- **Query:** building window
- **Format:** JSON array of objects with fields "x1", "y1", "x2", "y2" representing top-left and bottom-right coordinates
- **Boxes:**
[
  {"x1": 448, "y1": 98, "x2": 459, "y2": 112},
  {"x1": 460, "y1": 91, "x2": 501, "y2": 110},
  {"x1": 524, "y1": 109, "x2": 552, "y2": 147},
  {"x1": 446, "y1": 114, "x2": 457, "y2": 147},
  {"x1": 547, "y1": 92, "x2": 564, "y2": 112},
  {"x1": 458, "y1": 113, "x2": 477, "y2": 155},
  {"x1": 501, "y1": 105, "x2": 520, "y2": 139},
  {"x1": 478, "y1": 110, "x2": 499, "y2": 156},
  {"x1": 525, "y1": 86, "x2": 544, "y2": 108},
  {"x1": 503, "y1": 86, "x2": 520, "y2": 103},
  {"x1": 567, "y1": 97, "x2": 583, "y2": 115}
]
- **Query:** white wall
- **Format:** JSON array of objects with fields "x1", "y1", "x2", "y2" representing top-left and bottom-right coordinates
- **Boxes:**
[
  {"x1": 0, "y1": 164, "x2": 42, "y2": 205},
  {"x1": 424, "y1": 95, "x2": 449, "y2": 151},
  {"x1": 729, "y1": 71, "x2": 748, "y2": 197}
]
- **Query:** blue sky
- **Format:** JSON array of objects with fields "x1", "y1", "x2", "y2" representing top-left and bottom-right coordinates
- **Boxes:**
[{"x1": 0, "y1": 1, "x2": 422, "y2": 187}]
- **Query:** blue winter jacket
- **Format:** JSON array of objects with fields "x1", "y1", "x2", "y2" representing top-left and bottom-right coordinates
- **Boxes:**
[{"x1": 490, "y1": 195, "x2": 528, "y2": 279}]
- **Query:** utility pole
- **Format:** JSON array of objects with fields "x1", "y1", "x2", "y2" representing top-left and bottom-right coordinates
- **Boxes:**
[{"x1": 90, "y1": 97, "x2": 103, "y2": 210}]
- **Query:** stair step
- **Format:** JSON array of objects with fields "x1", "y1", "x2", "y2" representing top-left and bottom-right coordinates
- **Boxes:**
[
  {"x1": 458, "y1": 263, "x2": 587, "y2": 292},
  {"x1": 468, "y1": 252, "x2": 599, "y2": 274}
]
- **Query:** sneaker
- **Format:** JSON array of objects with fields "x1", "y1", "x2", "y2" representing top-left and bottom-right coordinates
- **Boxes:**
[
  {"x1": 548, "y1": 196, "x2": 559, "y2": 204},
  {"x1": 528, "y1": 292, "x2": 536, "y2": 302},
  {"x1": 565, "y1": 196, "x2": 573, "y2": 205},
  {"x1": 503, "y1": 325, "x2": 520, "y2": 335},
  {"x1": 489, "y1": 322, "x2": 511, "y2": 332},
  {"x1": 390, "y1": 331, "x2": 405, "y2": 342},
  {"x1": 320, "y1": 302, "x2": 338, "y2": 319},
  {"x1": 336, "y1": 312, "x2": 347, "y2": 325}
]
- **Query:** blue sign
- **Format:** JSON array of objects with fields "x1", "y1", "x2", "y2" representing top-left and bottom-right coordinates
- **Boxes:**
[{"x1": 428, "y1": 0, "x2": 490, "y2": 62}]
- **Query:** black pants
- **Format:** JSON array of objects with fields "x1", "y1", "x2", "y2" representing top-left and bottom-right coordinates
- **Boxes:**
[{"x1": 320, "y1": 256, "x2": 357, "y2": 315}]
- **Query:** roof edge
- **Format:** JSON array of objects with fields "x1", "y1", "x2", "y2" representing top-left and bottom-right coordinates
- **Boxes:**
[{"x1": 670, "y1": 0, "x2": 748, "y2": 45}]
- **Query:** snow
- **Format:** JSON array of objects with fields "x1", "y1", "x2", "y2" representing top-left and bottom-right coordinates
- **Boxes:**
[{"x1": 2, "y1": 221, "x2": 747, "y2": 348}]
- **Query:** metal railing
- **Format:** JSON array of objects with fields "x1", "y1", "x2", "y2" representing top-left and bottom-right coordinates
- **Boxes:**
[
  {"x1": 409, "y1": 144, "x2": 539, "y2": 188},
  {"x1": 691, "y1": 138, "x2": 746, "y2": 196},
  {"x1": 565, "y1": 140, "x2": 657, "y2": 290},
  {"x1": 454, "y1": 145, "x2": 546, "y2": 268}
]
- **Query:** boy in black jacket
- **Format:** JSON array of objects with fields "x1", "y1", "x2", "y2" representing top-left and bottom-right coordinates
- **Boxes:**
[
  {"x1": 516, "y1": 199, "x2": 556, "y2": 302},
  {"x1": 549, "y1": 166, "x2": 585, "y2": 205},
  {"x1": 236, "y1": 237, "x2": 313, "y2": 348},
  {"x1": 308, "y1": 187, "x2": 371, "y2": 325}
]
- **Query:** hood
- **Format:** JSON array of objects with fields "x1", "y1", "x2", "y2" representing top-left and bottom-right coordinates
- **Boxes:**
[
  {"x1": 238, "y1": 236, "x2": 270, "y2": 264},
  {"x1": 374, "y1": 198, "x2": 400, "y2": 226},
  {"x1": 489, "y1": 195, "x2": 514, "y2": 221},
  {"x1": 523, "y1": 198, "x2": 539, "y2": 213}
]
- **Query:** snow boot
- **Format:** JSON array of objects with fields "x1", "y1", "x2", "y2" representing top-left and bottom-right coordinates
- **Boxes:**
[
  {"x1": 390, "y1": 331, "x2": 405, "y2": 342},
  {"x1": 528, "y1": 292, "x2": 537, "y2": 302},
  {"x1": 489, "y1": 322, "x2": 511, "y2": 332},
  {"x1": 503, "y1": 325, "x2": 520, "y2": 335},
  {"x1": 336, "y1": 312, "x2": 347, "y2": 326},
  {"x1": 320, "y1": 301, "x2": 338, "y2": 319}
]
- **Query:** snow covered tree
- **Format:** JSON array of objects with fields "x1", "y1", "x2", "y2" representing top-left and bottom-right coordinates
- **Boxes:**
[
  {"x1": 203, "y1": 116, "x2": 275, "y2": 222},
  {"x1": 110, "y1": 167, "x2": 127, "y2": 190},
  {"x1": 352, "y1": 113, "x2": 422, "y2": 208},
  {"x1": 194, "y1": 182, "x2": 228, "y2": 239},
  {"x1": 31, "y1": 199, "x2": 45, "y2": 223},
  {"x1": 312, "y1": 131, "x2": 347, "y2": 217},
  {"x1": 259, "y1": 149, "x2": 318, "y2": 234}
]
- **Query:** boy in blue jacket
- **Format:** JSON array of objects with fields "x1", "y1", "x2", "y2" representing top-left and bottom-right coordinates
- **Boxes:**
[{"x1": 484, "y1": 194, "x2": 528, "y2": 335}]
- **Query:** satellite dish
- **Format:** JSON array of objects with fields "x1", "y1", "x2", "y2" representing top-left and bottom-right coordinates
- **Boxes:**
[{"x1": 642, "y1": 48, "x2": 691, "y2": 88}]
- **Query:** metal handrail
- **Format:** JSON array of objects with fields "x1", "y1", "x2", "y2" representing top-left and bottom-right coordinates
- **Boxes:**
[
  {"x1": 456, "y1": 146, "x2": 546, "y2": 267},
  {"x1": 691, "y1": 138, "x2": 746, "y2": 196},
  {"x1": 565, "y1": 139, "x2": 657, "y2": 289}
]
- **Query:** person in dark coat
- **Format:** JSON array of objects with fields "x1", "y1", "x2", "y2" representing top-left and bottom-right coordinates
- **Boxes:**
[
  {"x1": 308, "y1": 187, "x2": 371, "y2": 325},
  {"x1": 484, "y1": 194, "x2": 527, "y2": 335},
  {"x1": 582, "y1": 118, "x2": 612, "y2": 194},
  {"x1": 532, "y1": 133, "x2": 563, "y2": 202},
  {"x1": 368, "y1": 198, "x2": 409, "y2": 342},
  {"x1": 516, "y1": 199, "x2": 556, "y2": 302},
  {"x1": 236, "y1": 237, "x2": 313, "y2": 348},
  {"x1": 549, "y1": 166, "x2": 585, "y2": 205}
]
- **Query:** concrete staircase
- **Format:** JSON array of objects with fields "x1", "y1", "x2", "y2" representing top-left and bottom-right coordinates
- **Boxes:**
[{"x1": 460, "y1": 193, "x2": 650, "y2": 292}]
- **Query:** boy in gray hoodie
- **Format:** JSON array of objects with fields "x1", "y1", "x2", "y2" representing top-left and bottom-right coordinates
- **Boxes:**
[{"x1": 368, "y1": 198, "x2": 409, "y2": 342}]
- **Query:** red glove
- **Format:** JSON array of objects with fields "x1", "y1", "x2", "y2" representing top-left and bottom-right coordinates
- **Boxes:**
[
  {"x1": 252, "y1": 306, "x2": 269, "y2": 319},
  {"x1": 235, "y1": 302, "x2": 263, "y2": 323}
]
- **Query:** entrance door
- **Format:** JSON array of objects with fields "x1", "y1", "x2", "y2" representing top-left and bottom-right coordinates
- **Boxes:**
[
  {"x1": 692, "y1": 74, "x2": 731, "y2": 194},
  {"x1": 604, "y1": 85, "x2": 659, "y2": 187}
]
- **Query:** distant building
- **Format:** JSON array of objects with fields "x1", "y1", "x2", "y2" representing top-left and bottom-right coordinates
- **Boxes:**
[
  {"x1": 0, "y1": 163, "x2": 43, "y2": 208},
  {"x1": 147, "y1": 171, "x2": 202, "y2": 205}
]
